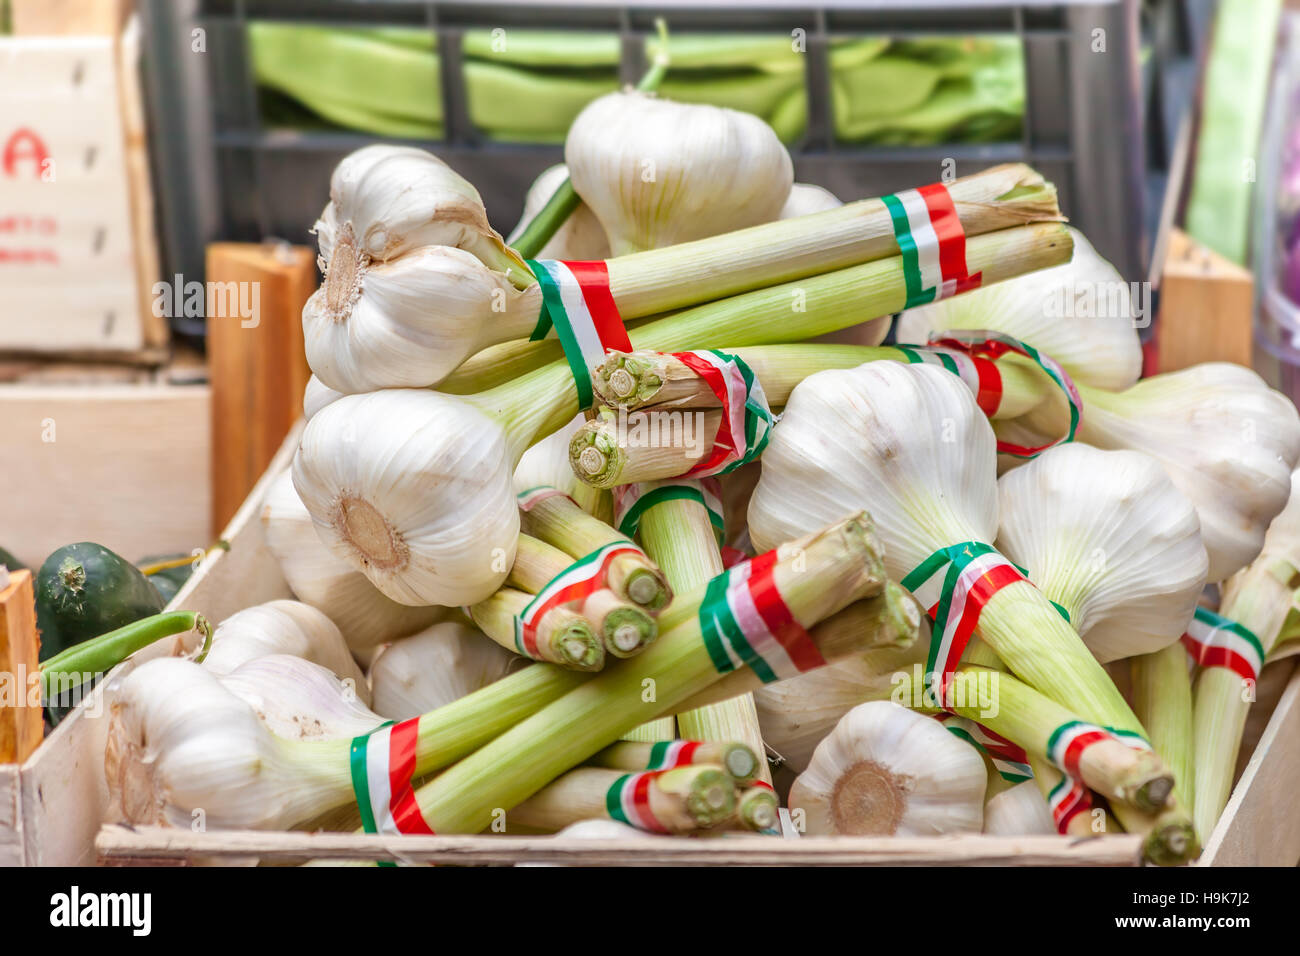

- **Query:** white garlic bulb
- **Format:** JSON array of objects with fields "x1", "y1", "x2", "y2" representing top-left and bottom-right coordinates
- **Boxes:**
[
  {"x1": 996, "y1": 443, "x2": 1207, "y2": 662},
  {"x1": 566, "y1": 91, "x2": 793, "y2": 255},
  {"x1": 292, "y1": 389, "x2": 520, "y2": 607},
  {"x1": 788, "y1": 701, "x2": 986, "y2": 836},
  {"x1": 506, "y1": 163, "x2": 611, "y2": 260},
  {"x1": 896, "y1": 227, "x2": 1142, "y2": 390},
  {"x1": 303, "y1": 375, "x2": 343, "y2": 420},
  {"x1": 983, "y1": 780, "x2": 1056, "y2": 836},
  {"x1": 201, "y1": 599, "x2": 370, "y2": 705},
  {"x1": 219, "y1": 654, "x2": 386, "y2": 741},
  {"x1": 368, "y1": 621, "x2": 518, "y2": 721},
  {"x1": 260, "y1": 469, "x2": 445, "y2": 652},
  {"x1": 780, "y1": 182, "x2": 843, "y2": 218}
]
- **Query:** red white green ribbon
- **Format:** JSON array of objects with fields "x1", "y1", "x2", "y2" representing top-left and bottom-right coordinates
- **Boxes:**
[
  {"x1": 514, "y1": 541, "x2": 645, "y2": 659},
  {"x1": 881, "y1": 182, "x2": 983, "y2": 309},
  {"x1": 605, "y1": 771, "x2": 670, "y2": 833},
  {"x1": 1046, "y1": 776, "x2": 1093, "y2": 834},
  {"x1": 645, "y1": 739, "x2": 703, "y2": 770},
  {"x1": 349, "y1": 719, "x2": 434, "y2": 836},
  {"x1": 697, "y1": 549, "x2": 826, "y2": 684},
  {"x1": 527, "y1": 259, "x2": 632, "y2": 408},
  {"x1": 933, "y1": 713, "x2": 1033, "y2": 782},
  {"x1": 1181, "y1": 605, "x2": 1265, "y2": 683},
  {"x1": 927, "y1": 330, "x2": 1082, "y2": 458},
  {"x1": 895, "y1": 345, "x2": 1002, "y2": 417},
  {"x1": 900, "y1": 541, "x2": 1027, "y2": 700},
  {"x1": 613, "y1": 477, "x2": 725, "y2": 542},
  {"x1": 1046, "y1": 720, "x2": 1152, "y2": 780},
  {"x1": 670, "y1": 350, "x2": 773, "y2": 478},
  {"x1": 516, "y1": 485, "x2": 577, "y2": 513}
]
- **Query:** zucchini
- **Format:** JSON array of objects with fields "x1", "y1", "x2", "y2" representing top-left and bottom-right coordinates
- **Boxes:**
[
  {"x1": 136, "y1": 552, "x2": 198, "y2": 606},
  {"x1": 34, "y1": 542, "x2": 165, "y2": 662},
  {"x1": 0, "y1": 546, "x2": 25, "y2": 570}
]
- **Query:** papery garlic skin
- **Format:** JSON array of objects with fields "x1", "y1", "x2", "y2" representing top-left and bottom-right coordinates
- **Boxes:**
[
  {"x1": 983, "y1": 780, "x2": 1055, "y2": 835},
  {"x1": 219, "y1": 654, "x2": 386, "y2": 741},
  {"x1": 780, "y1": 182, "x2": 843, "y2": 218},
  {"x1": 507, "y1": 164, "x2": 611, "y2": 260},
  {"x1": 788, "y1": 701, "x2": 986, "y2": 836},
  {"x1": 1073, "y1": 363, "x2": 1300, "y2": 582},
  {"x1": 996, "y1": 443, "x2": 1207, "y2": 662},
  {"x1": 748, "y1": 362, "x2": 996, "y2": 580},
  {"x1": 261, "y1": 469, "x2": 444, "y2": 652},
  {"x1": 201, "y1": 599, "x2": 370, "y2": 705},
  {"x1": 896, "y1": 227, "x2": 1142, "y2": 390},
  {"x1": 369, "y1": 621, "x2": 518, "y2": 722},
  {"x1": 105, "y1": 659, "x2": 353, "y2": 830},
  {"x1": 302, "y1": 244, "x2": 543, "y2": 394},
  {"x1": 566, "y1": 91, "x2": 793, "y2": 255},
  {"x1": 292, "y1": 389, "x2": 520, "y2": 607}
]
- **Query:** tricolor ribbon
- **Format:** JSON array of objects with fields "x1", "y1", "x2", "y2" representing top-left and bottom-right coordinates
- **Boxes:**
[
  {"x1": 1181, "y1": 605, "x2": 1265, "y2": 683},
  {"x1": 895, "y1": 345, "x2": 1003, "y2": 417},
  {"x1": 527, "y1": 259, "x2": 632, "y2": 408},
  {"x1": 516, "y1": 485, "x2": 577, "y2": 513},
  {"x1": 514, "y1": 541, "x2": 646, "y2": 659},
  {"x1": 881, "y1": 183, "x2": 983, "y2": 309},
  {"x1": 350, "y1": 719, "x2": 435, "y2": 838},
  {"x1": 672, "y1": 350, "x2": 774, "y2": 478},
  {"x1": 933, "y1": 713, "x2": 1033, "y2": 782},
  {"x1": 927, "y1": 330, "x2": 1082, "y2": 458},
  {"x1": 1046, "y1": 720, "x2": 1152, "y2": 781},
  {"x1": 645, "y1": 739, "x2": 703, "y2": 770},
  {"x1": 613, "y1": 477, "x2": 725, "y2": 542},
  {"x1": 605, "y1": 770, "x2": 670, "y2": 833},
  {"x1": 900, "y1": 541, "x2": 1027, "y2": 700},
  {"x1": 697, "y1": 548, "x2": 827, "y2": 684},
  {"x1": 1046, "y1": 776, "x2": 1094, "y2": 834}
]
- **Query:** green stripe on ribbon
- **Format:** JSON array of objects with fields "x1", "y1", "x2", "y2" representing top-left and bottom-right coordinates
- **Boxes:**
[
  {"x1": 605, "y1": 774, "x2": 631, "y2": 824},
  {"x1": 648, "y1": 740, "x2": 671, "y2": 769},
  {"x1": 618, "y1": 485, "x2": 720, "y2": 540},
  {"x1": 349, "y1": 734, "x2": 378, "y2": 835},
  {"x1": 697, "y1": 572, "x2": 737, "y2": 675},
  {"x1": 1193, "y1": 606, "x2": 1266, "y2": 663},
  {"x1": 524, "y1": 259, "x2": 554, "y2": 341},
  {"x1": 882, "y1": 193, "x2": 933, "y2": 309},
  {"x1": 529, "y1": 260, "x2": 595, "y2": 408}
]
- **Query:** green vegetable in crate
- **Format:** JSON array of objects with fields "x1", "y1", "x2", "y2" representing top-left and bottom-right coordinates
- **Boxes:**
[
  {"x1": 34, "y1": 543, "x2": 165, "y2": 662},
  {"x1": 0, "y1": 546, "x2": 26, "y2": 570},
  {"x1": 136, "y1": 552, "x2": 200, "y2": 605}
]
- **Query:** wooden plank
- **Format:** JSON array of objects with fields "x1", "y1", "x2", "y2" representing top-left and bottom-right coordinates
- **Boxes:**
[
  {"x1": 1201, "y1": 667, "x2": 1300, "y2": 866},
  {"x1": 0, "y1": 384, "x2": 210, "y2": 568},
  {"x1": 94, "y1": 826, "x2": 1144, "y2": 867},
  {"x1": 15, "y1": 422, "x2": 301, "y2": 866},
  {"x1": 0, "y1": 570, "x2": 43, "y2": 764},
  {"x1": 11, "y1": 0, "x2": 130, "y2": 36},
  {"x1": 0, "y1": 764, "x2": 23, "y2": 867},
  {"x1": 1156, "y1": 228, "x2": 1254, "y2": 373},
  {"x1": 206, "y1": 243, "x2": 315, "y2": 534}
]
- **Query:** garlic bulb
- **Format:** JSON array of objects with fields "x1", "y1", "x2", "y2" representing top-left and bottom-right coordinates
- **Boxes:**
[
  {"x1": 303, "y1": 375, "x2": 343, "y2": 420},
  {"x1": 219, "y1": 654, "x2": 386, "y2": 741},
  {"x1": 202, "y1": 599, "x2": 370, "y2": 705},
  {"x1": 106, "y1": 658, "x2": 353, "y2": 830},
  {"x1": 302, "y1": 243, "x2": 544, "y2": 395},
  {"x1": 506, "y1": 164, "x2": 611, "y2": 260},
  {"x1": 896, "y1": 227, "x2": 1142, "y2": 390},
  {"x1": 1055, "y1": 363, "x2": 1300, "y2": 582},
  {"x1": 292, "y1": 389, "x2": 521, "y2": 606},
  {"x1": 261, "y1": 469, "x2": 445, "y2": 651},
  {"x1": 514, "y1": 413, "x2": 589, "y2": 498},
  {"x1": 780, "y1": 182, "x2": 843, "y2": 218},
  {"x1": 788, "y1": 701, "x2": 986, "y2": 836},
  {"x1": 983, "y1": 780, "x2": 1055, "y2": 836},
  {"x1": 756, "y1": 640, "x2": 927, "y2": 774},
  {"x1": 566, "y1": 91, "x2": 793, "y2": 255},
  {"x1": 995, "y1": 443, "x2": 1207, "y2": 662},
  {"x1": 368, "y1": 621, "x2": 518, "y2": 721}
]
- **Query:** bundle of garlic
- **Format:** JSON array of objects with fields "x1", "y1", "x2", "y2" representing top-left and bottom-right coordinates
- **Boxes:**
[
  {"x1": 260, "y1": 469, "x2": 444, "y2": 653},
  {"x1": 506, "y1": 164, "x2": 610, "y2": 261},
  {"x1": 368, "y1": 621, "x2": 519, "y2": 722},
  {"x1": 293, "y1": 221, "x2": 1072, "y2": 606},
  {"x1": 787, "y1": 702, "x2": 987, "y2": 837}
]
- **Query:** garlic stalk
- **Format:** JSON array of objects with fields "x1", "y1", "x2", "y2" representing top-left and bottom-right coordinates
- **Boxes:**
[
  {"x1": 995, "y1": 443, "x2": 1208, "y2": 662},
  {"x1": 367, "y1": 621, "x2": 519, "y2": 722},
  {"x1": 506, "y1": 164, "x2": 610, "y2": 261},
  {"x1": 983, "y1": 780, "x2": 1056, "y2": 836},
  {"x1": 201, "y1": 599, "x2": 370, "y2": 705},
  {"x1": 787, "y1": 701, "x2": 987, "y2": 836},
  {"x1": 566, "y1": 91, "x2": 793, "y2": 255},
  {"x1": 260, "y1": 469, "x2": 444, "y2": 652},
  {"x1": 780, "y1": 183, "x2": 843, "y2": 219},
  {"x1": 748, "y1": 361, "x2": 1142, "y2": 734},
  {"x1": 218, "y1": 654, "x2": 385, "y2": 741},
  {"x1": 896, "y1": 226, "x2": 1143, "y2": 390},
  {"x1": 294, "y1": 223, "x2": 1073, "y2": 606},
  {"x1": 1017, "y1": 363, "x2": 1300, "y2": 582}
]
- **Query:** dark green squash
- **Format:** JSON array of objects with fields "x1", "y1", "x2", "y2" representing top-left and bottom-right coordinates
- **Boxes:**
[
  {"x1": 34, "y1": 542, "x2": 166, "y2": 662},
  {"x1": 0, "y1": 546, "x2": 26, "y2": 570},
  {"x1": 136, "y1": 552, "x2": 198, "y2": 606}
]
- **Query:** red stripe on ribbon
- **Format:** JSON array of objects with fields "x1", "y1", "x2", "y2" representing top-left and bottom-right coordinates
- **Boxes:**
[
  {"x1": 917, "y1": 183, "x2": 983, "y2": 295},
  {"x1": 1180, "y1": 634, "x2": 1257, "y2": 683},
  {"x1": 1059, "y1": 729, "x2": 1111, "y2": 780},
  {"x1": 720, "y1": 547, "x2": 749, "y2": 569},
  {"x1": 752, "y1": 780, "x2": 775, "y2": 792},
  {"x1": 672, "y1": 351, "x2": 736, "y2": 477},
  {"x1": 673, "y1": 741, "x2": 701, "y2": 766},
  {"x1": 745, "y1": 550, "x2": 826, "y2": 673},
  {"x1": 1053, "y1": 782, "x2": 1091, "y2": 833},
  {"x1": 945, "y1": 562, "x2": 1024, "y2": 680},
  {"x1": 631, "y1": 771, "x2": 669, "y2": 834},
  {"x1": 971, "y1": 356, "x2": 1003, "y2": 417},
  {"x1": 387, "y1": 719, "x2": 435, "y2": 835},
  {"x1": 564, "y1": 260, "x2": 631, "y2": 352},
  {"x1": 520, "y1": 544, "x2": 643, "y2": 654}
]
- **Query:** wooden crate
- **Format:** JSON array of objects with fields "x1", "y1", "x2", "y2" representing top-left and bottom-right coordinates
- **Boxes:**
[{"x1": 3, "y1": 423, "x2": 1298, "y2": 865}]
